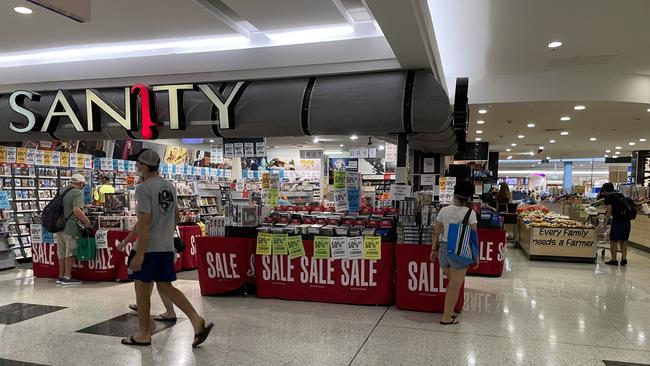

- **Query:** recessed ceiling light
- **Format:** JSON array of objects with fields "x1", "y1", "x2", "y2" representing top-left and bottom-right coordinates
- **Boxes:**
[
  {"x1": 477, "y1": 120, "x2": 485, "y2": 125},
  {"x1": 529, "y1": 152, "x2": 535, "y2": 156},
  {"x1": 604, "y1": 155, "x2": 609, "y2": 158},
  {"x1": 476, "y1": 130, "x2": 483, "y2": 134},
  {"x1": 574, "y1": 105, "x2": 586, "y2": 111},
  {"x1": 539, "y1": 146, "x2": 544, "y2": 149},
  {"x1": 339, "y1": 144, "x2": 344, "y2": 147},
  {"x1": 615, "y1": 146, "x2": 622, "y2": 149},
  {"x1": 647, "y1": 108, "x2": 650, "y2": 112},
  {"x1": 511, "y1": 143, "x2": 517, "y2": 147},
  {"x1": 478, "y1": 109, "x2": 487, "y2": 114},
  {"x1": 549, "y1": 139, "x2": 556, "y2": 143},
  {"x1": 615, "y1": 151, "x2": 621, "y2": 155},
  {"x1": 313, "y1": 137, "x2": 320, "y2": 143},
  {"x1": 13, "y1": 7, "x2": 33, "y2": 14},
  {"x1": 518, "y1": 135, "x2": 525, "y2": 139},
  {"x1": 546, "y1": 156, "x2": 551, "y2": 160},
  {"x1": 507, "y1": 156, "x2": 513, "y2": 160},
  {"x1": 560, "y1": 116, "x2": 571, "y2": 121},
  {"x1": 629, "y1": 142, "x2": 636, "y2": 146},
  {"x1": 579, "y1": 164, "x2": 584, "y2": 167},
  {"x1": 475, "y1": 137, "x2": 482, "y2": 141},
  {"x1": 560, "y1": 131, "x2": 569, "y2": 136},
  {"x1": 590, "y1": 137, "x2": 597, "y2": 141},
  {"x1": 349, "y1": 135, "x2": 358, "y2": 140},
  {"x1": 209, "y1": 139, "x2": 215, "y2": 143},
  {"x1": 506, "y1": 148, "x2": 511, "y2": 152},
  {"x1": 527, "y1": 123, "x2": 535, "y2": 128},
  {"x1": 548, "y1": 41, "x2": 563, "y2": 48},
  {"x1": 605, "y1": 149, "x2": 611, "y2": 153},
  {"x1": 640, "y1": 138, "x2": 647, "y2": 142},
  {"x1": 378, "y1": 145, "x2": 385, "y2": 150}
]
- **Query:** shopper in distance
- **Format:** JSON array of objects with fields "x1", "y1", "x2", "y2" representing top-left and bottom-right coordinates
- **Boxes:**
[
  {"x1": 600, "y1": 182, "x2": 635, "y2": 266},
  {"x1": 121, "y1": 149, "x2": 213, "y2": 347}
]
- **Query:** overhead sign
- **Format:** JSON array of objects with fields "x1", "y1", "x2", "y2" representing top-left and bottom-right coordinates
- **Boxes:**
[{"x1": 299, "y1": 150, "x2": 324, "y2": 159}]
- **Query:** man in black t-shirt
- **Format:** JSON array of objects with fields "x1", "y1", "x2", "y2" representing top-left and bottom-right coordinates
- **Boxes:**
[{"x1": 601, "y1": 183, "x2": 630, "y2": 266}]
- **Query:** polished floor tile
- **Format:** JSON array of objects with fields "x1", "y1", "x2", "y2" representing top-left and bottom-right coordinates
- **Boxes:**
[
  {"x1": 77, "y1": 313, "x2": 182, "y2": 338},
  {"x1": 0, "y1": 302, "x2": 66, "y2": 325},
  {"x1": 0, "y1": 358, "x2": 48, "y2": 366},
  {"x1": 3, "y1": 246, "x2": 650, "y2": 365}
]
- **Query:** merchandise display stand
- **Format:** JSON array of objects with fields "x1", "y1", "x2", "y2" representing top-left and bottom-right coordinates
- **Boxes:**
[
  {"x1": 466, "y1": 228, "x2": 507, "y2": 277},
  {"x1": 195, "y1": 236, "x2": 256, "y2": 295}
]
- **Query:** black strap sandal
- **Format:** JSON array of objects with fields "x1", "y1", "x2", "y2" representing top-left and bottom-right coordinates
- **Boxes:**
[
  {"x1": 121, "y1": 336, "x2": 151, "y2": 346},
  {"x1": 192, "y1": 322, "x2": 214, "y2": 348}
]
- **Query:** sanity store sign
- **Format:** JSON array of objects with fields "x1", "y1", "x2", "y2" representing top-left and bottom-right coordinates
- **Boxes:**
[
  {"x1": 526, "y1": 227, "x2": 596, "y2": 258},
  {"x1": 6, "y1": 82, "x2": 246, "y2": 140}
]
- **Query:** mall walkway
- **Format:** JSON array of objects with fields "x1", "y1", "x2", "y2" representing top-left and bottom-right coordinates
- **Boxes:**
[{"x1": 1, "y1": 247, "x2": 650, "y2": 366}]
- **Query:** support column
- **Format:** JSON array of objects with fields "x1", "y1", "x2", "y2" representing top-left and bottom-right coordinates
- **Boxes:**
[
  {"x1": 396, "y1": 133, "x2": 408, "y2": 184},
  {"x1": 563, "y1": 161, "x2": 573, "y2": 194}
]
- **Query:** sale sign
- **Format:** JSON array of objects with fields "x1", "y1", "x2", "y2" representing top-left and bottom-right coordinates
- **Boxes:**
[
  {"x1": 467, "y1": 229, "x2": 507, "y2": 277},
  {"x1": 195, "y1": 236, "x2": 255, "y2": 295}
]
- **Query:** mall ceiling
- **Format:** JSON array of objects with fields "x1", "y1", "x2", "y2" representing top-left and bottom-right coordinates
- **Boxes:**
[{"x1": 1, "y1": 0, "x2": 647, "y2": 160}]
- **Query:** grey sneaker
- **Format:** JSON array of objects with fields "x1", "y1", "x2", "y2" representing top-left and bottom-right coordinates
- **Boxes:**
[
  {"x1": 56, "y1": 277, "x2": 63, "y2": 284},
  {"x1": 61, "y1": 278, "x2": 83, "y2": 286}
]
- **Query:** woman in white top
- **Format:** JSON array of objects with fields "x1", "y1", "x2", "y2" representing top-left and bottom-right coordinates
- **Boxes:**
[{"x1": 430, "y1": 180, "x2": 478, "y2": 325}]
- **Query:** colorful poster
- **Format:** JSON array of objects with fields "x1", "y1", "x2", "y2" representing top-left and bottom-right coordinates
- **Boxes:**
[
  {"x1": 43, "y1": 151, "x2": 52, "y2": 166},
  {"x1": 266, "y1": 189, "x2": 279, "y2": 207},
  {"x1": 256, "y1": 233, "x2": 272, "y2": 255},
  {"x1": 163, "y1": 146, "x2": 188, "y2": 165},
  {"x1": 52, "y1": 151, "x2": 61, "y2": 167},
  {"x1": 84, "y1": 154, "x2": 93, "y2": 169},
  {"x1": 364, "y1": 236, "x2": 382, "y2": 260},
  {"x1": 26, "y1": 149, "x2": 36, "y2": 165},
  {"x1": 334, "y1": 188, "x2": 348, "y2": 212},
  {"x1": 287, "y1": 236, "x2": 305, "y2": 259},
  {"x1": 333, "y1": 171, "x2": 346, "y2": 190},
  {"x1": 234, "y1": 143, "x2": 244, "y2": 158},
  {"x1": 272, "y1": 234, "x2": 289, "y2": 255},
  {"x1": 60, "y1": 152, "x2": 69, "y2": 167},
  {"x1": 244, "y1": 143, "x2": 255, "y2": 157},
  {"x1": 347, "y1": 236, "x2": 364, "y2": 259},
  {"x1": 313, "y1": 236, "x2": 331, "y2": 259},
  {"x1": 0, "y1": 146, "x2": 6, "y2": 164},
  {"x1": 224, "y1": 143, "x2": 234, "y2": 158},
  {"x1": 35, "y1": 150, "x2": 44, "y2": 166},
  {"x1": 261, "y1": 173, "x2": 270, "y2": 189},
  {"x1": 347, "y1": 188, "x2": 360, "y2": 212},
  {"x1": 330, "y1": 237, "x2": 348, "y2": 259},
  {"x1": 255, "y1": 141, "x2": 266, "y2": 157},
  {"x1": 16, "y1": 148, "x2": 27, "y2": 164},
  {"x1": 69, "y1": 153, "x2": 78, "y2": 168},
  {"x1": 100, "y1": 158, "x2": 113, "y2": 171},
  {"x1": 77, "y1": 154, "x2": 85, "y2": 169},
  {"x1": 6, "y1": 147, "x2": 16, "y2": 164}
]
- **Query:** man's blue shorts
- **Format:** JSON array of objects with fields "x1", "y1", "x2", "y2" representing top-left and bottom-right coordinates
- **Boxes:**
[{"x1": 129, "y1": 251, "x2": 177, "y2": 283}]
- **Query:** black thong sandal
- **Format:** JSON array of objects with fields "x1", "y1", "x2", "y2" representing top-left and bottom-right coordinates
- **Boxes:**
[
  {"x1": 440, "y1": 319, "x2": 460, "y2": 325},
  {"x1": 121, "y1": 336, "x2": 151, "y2": 346},
  {"x1": 128, "y1": 304, "x2": 137, "y2": 312},
  {"x1": 153, "y1": 314, "x2": 178, "y2": 322},
  {"x1": 192, "y1": 322, "x2": 214, "y2": 348}
]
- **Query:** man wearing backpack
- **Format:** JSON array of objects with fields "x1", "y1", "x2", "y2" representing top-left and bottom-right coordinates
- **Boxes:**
[
  {"x1": 57, "y1": 174, "x2": 93, "y2": 285},
  {"x1": 601, "y1": 182, "x2": 634, "y2": 266}
]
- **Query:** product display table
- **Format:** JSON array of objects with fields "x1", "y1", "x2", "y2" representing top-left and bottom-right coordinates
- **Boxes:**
[
  {"x1": 195, "y1": 236, "x2": 256, "y2": 295},
  {"x1": 32, "y1": 230, "x2": 185, "y2": 281},
  {"x1": 255, "y1": 240, "x2": 395, "y2": 305},
  {"x1": 395, "y1": 244, "x2": 464, "y2": 313},
  {"x1": 519, "y1": 224, "x2": 597, "y2": 262},
  {"x1": 466, "y1": 228, "x2": 507, "y2": 277}
]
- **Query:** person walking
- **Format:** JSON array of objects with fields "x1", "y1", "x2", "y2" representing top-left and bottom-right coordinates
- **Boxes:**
[
  {"x1": 121, "y1": 150, "x2": 213, "y2": 347},
  {"x1": 601, "y1": 182, "x2": 632, "y2": 266},
  {"x1": 430, "y1": 180, "x2": 479, "y2": 325},
  {"x1": 495, "y1": 183, "x2": 512, "y2": 213},
  {"x1": 57, "y1": 173, "x2": 93, "y2": 286}
]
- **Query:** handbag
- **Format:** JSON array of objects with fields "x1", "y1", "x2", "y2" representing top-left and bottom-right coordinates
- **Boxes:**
[
  {"x1": 76, "y1": 228, "x2": 97, "y2": 261},
  {"x1": 446, "y1": 208, "x2": 479, "y2": 267},
  {"x1": 174, "y1": 227, "x2": 186, "y2": 253}
]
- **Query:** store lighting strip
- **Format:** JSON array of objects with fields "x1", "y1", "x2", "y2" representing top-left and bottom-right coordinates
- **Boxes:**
[{"x1": 498, "y1": 170, "x2": 609, "y2": 175}]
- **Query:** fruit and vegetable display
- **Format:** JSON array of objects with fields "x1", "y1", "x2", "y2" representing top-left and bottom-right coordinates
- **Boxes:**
[
  {"x1": 516, "y1": 204, "x2": 550, "y2": 214},
  {"x1": 519, "y1": 209, "x2": 593, "y2": 229}
]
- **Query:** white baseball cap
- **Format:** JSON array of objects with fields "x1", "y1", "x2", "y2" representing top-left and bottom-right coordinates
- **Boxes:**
[{"x1": 71, "y1": 173, "x2": 86, "y2": 184}]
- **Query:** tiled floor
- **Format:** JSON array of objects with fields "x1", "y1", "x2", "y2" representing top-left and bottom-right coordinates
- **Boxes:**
[{"x1": 2, "y1": 247, "x2": 650, "y2": 365}]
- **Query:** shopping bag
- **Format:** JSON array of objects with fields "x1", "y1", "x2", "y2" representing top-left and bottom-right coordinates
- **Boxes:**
[
  {"x1": 77, "y1": 236, "x2": 97, "y2": 261},
  {"x1": 446, "y1": 208, "x2": 479, "y2": 267},
  {"x1": 174, "y1": 227, "x2": 186, "y2": 253}
]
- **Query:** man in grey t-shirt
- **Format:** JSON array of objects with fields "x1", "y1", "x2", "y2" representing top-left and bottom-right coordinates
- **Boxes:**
[{"x1": 122, "y1": 150, "x2": 213, "y2": 348}]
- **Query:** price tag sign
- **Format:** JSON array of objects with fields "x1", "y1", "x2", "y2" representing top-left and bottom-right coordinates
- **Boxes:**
[
  {"x1": 224, "y1": 144, "x2": 234, "y2": 158},
  {"x1": 6, "y1": 147, "x2": 16, "y2": 164},
  {"x1": 313, "y1": 236, "x2": 331, "y2": 259},
  {"x1": 266, "y1": 189, "x2": 279, "y2": 206},
  {"x1": 363, "y1": 236, "x2": 382, "y2": 260},
  {"x1": 70, "y1": 153, "x2": 78, "y2": 168},
  {"x1": 100, "y1": 158, "x2": 114, "y2": 171},
  {"x1": 16, "y1": 148, "x2": 27, "y2": 164},
  {"x1": 272, "y1": 234, "x2": 289, "y2": 255},
  {"x1": 421, "y1": 174, "x2": 436, "y2": 186},
  {"x1": 0, "y1": 146, "x2": 6, "y2": 164},
  {"x1": 287, "y1": 236, "x2": 305, "y2": 259},
  {"x1": 255, "y1": 141, "x2": 266, "y2": 157},
  {"x1": 60, "y1": 152, "x2": 69, "y2": 167},
  {"x1": 95, "y1": 230, "x2": 109, "y2": 249},
  {"x1": 346, "y1": 237, "x2": 364, "y2": 259},
  {"x1": 346, "y1": 172, "x2": 360, "y2": 189},
  {"x1": 389, "y1": 184, "x2": 412, "y2": 201},
  {"x1": 52, "y1": 151, "x2": 61, "y2": 167},
  {"x1": 261, "y1": 173, "x2": 270, "y2": 189},
  {"x1": 256, "y1": 232, "x2": 272, "y2": 255},
  {"x1": 244, "y1": 142, "x2": 255, "y2": 157},
  {"x1": 334, "y1": 188, "x2": 348, "y2": 212},
  {"x1": 333, "y1": 171, "x2": 346, "y2": 190},
  {"x1": 29, "y1": 225, "x2": 42, "y2": 244},
  {"x1": 77, "y1": 154, "x2": 85, "y2": 169},
  {"x1": 35, "y1": 150, "x2": 44, "y2": 166},
  {"x1": 269, "y1": 173, "x2": 280, "y2": 190},
  {"x1": 234, "y1": 143, "x2": 244, "y2": 157},
  {"x1": 84, "y1": 154, "x2": 93, "y2": 169},
  {"x1": 330, "y1": 237, "x2": 349, "y2": 259}
]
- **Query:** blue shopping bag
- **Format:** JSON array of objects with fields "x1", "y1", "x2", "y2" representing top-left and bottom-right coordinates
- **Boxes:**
[{"x1": 447, "y1": 208, "x2": 479, "y2": 266}]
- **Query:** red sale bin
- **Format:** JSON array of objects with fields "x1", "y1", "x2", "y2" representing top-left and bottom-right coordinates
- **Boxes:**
[
  {"x1": 467, "y1": 229, "x2": 507, "y2": 277},
  {"x1": 179, "y1": 225, "x2": 202, "y2": 270},
  {"x1": 195, "y1": 236, "x2": 255, "y2": 295}
]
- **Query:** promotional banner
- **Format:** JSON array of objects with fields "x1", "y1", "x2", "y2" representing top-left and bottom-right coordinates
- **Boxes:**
[
  {"x1": 256, "y1": 241, "x2": 395, "y2": 305},
  {"x1": 467, "y1": 229, "x2": 507, "y2": 277},
  {"x1": 256, "y1": 232, "x2": 272, "y2": 255},
  {"x1": 16, "y1": 148, "x2": 27, "y2": 164},
  {"x1": 395, "y1": 244, "x2": 464, "y2": 313},
  {"x1": 347, "y1": 236, "x2": 364, "y2": 259},
  {"x1": 272, "y1": 234, "x2": 289, "y2": 255},
  {"x1": 287, "y1": 236, "x2": 306, "y2": 259},
  {"x1": 178, "y1": 225, "x2": 201, "y2": 270},
  {"x1": 330, "y1": 237, "x2": 348, "y2": 259},
  {"x1": 6, "y1": 147, "x2": 16, "y2": 164},
  {"x1": 196, "y1": 236, "x2": 255, "y2": 295},
  {"x1": 363, "y1": 236, "x2": 382, "y2": 260},
  {"x1": 313, "y1": 236, "x2": 331, "y2": 259}
]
